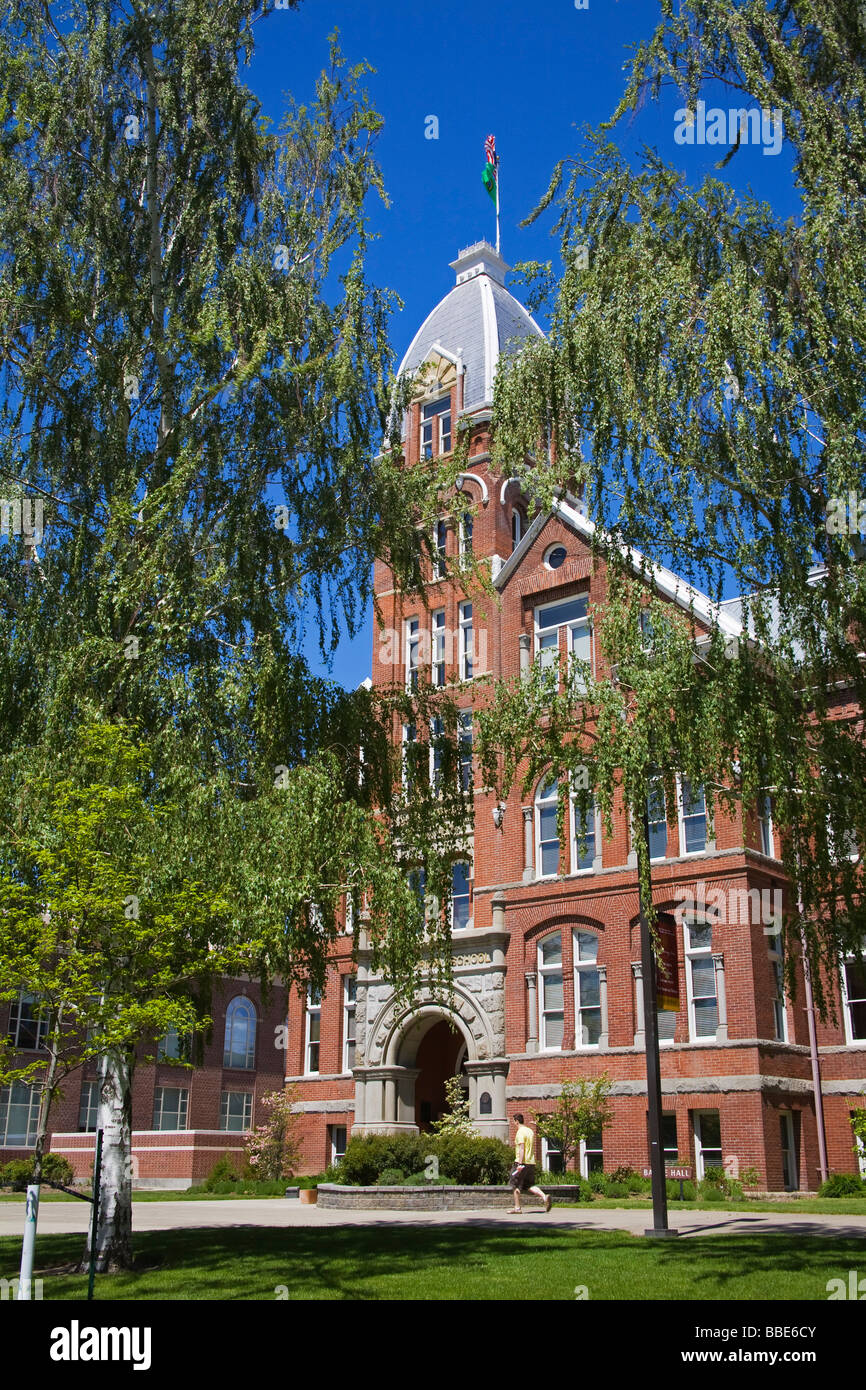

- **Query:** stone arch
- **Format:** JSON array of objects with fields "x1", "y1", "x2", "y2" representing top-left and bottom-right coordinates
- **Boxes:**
[{"x1": 367, "y1": 986, "x2": 496, "y2": 1068}]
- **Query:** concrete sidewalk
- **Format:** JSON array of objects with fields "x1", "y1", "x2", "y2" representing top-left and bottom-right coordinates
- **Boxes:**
[{"x1": 1, "y1": 1198, "x2": 865, "y2": 1239}]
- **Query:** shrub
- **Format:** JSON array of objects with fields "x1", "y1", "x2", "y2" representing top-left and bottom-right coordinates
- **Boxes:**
[
  {"x1": 340, "y1": 1134, "x2": 430, "y2": 1186},
  {"x1": 588, "y1": 1171, "x2": 606, "y2": 1193},
  {"x1": 203, "y1": 1153, "x2": 242, "y2": 1191},
  {"x1": 605, "y1": 1181, "x2": 630, "y2": 1198},
  {"x1": 666, "y1": 1178, "x2": 697, "y2": 1201},
  {"x1": 608, "y1": 1165, "x2": 639, "y2": 1184},
  {"x1": 377, "y1": 1168, "x2": 406, "y2": 1186},
  {"x1": 702, "y1": 1165, "x2": 726, "y2": 1188},
  {"x1": 1, "y1": 1154, "x2": 74, "y2": 1190},
  {"x1": 819, "y1": 1173, "x2": 866, "y2": 1198},
  {"x1": 699, "y1": 1181, "x2": 725, "y2": 1202},
  {"x1": 435, "y1": 1134, "x2": 513, "y2": 1185},
  {"x1": 402, "y1": 1171, "x2": 450, "y2": 1186}
]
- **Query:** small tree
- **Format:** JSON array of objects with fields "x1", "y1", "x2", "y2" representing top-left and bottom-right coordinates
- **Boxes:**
[
  {"x1": 535, "y1": 1076, "x2": 613, "y2": 1174},
  {"x1": 851, "y1": 1109, "x2": 866, "y2": 1167},
  {"x1": 430, "y1": 1075, "x2": 475, "y2": 1137},
  {"x1": 244, "y1": 1088, "x2": 303, "y2": 1181}
]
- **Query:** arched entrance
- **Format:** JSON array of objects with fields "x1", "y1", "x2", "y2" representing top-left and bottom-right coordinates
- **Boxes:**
[{"x1": 412, "y1": 1019, "x2": 466, "y2": 1130}]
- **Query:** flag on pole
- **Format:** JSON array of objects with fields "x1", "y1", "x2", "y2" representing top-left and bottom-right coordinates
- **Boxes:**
[{"x1": 482, "y1": 133, "x2": 497, "y2": 202}]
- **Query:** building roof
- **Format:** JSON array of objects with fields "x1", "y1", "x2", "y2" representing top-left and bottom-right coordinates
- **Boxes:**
[{"x1": 396, "y1": 242, "x2": 544, "y2": 415}]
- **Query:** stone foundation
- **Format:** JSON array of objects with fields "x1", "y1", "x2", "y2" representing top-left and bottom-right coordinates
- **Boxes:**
[{"x1": 316, "y1": 1183, "x2": 581, "y2": 1210}]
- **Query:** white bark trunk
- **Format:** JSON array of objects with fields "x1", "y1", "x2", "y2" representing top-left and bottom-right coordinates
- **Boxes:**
[{"x1": 83, "y1": 1046, "x2": 134, "y2": 1271}]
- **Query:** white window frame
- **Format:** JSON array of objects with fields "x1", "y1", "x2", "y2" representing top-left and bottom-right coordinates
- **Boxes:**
[
  {"x1": 841, "y1": 951, "x2": 866, "y2": 1045},
  {"x1": 433, "y1": 519, "x2": 448, "y2": 579},
  {"x1": 851, "y1": 1113, "x2": 866, "y2": 1178},
  {"x1": 421, "y1": 395, "x2": 451, "y2": 459},
  {"x1": 219, "y1": 1090, "x2": 253, "y2": 1132},
  {"x1": 677, "y1": 775, "x2": 708, "y2": 856},
  {"x1": 580, "y1": 1133, "x2": 604, "y2": 1178},
  {"x1": 405, "y1": 616, "x2": 421, "y2": 692},
  {"x1": 535, "y1": 778, "x2": 561, "y2": 879},
  {"x1": 758, "y1": 794, "x2": 775, "y2": 858},
  {"x1": 646, "y1": 775, "x2": 668, "y2": 862},
  {"x1": 431, "y1": 608, "x2": 446, "y2": 686},
  {"x1": 429, "y1": 716, "x2": 444, "y2": 794},
  {"x1": 343, "y1": 976, "x2": 357, "y2": 1073},
  {"x1": 305, "y1": 986, "x2": 322, "y2": 1075},
  {"x1": 458, "y1": 709, "x2": 473, "y2": 793},
  {"x1": 78, "y1": 1079, "x2": 99, "y2": 1133},
  {"x1": 223, "y1": 996, "x2": 256, "y2": 1070},
  {"x1": 684, "y1": 922, "x2": 718, "y2": 1042},
  {"x1": 573, "y1": 930, "x2": 601, "y2": 1049},
  {"x1": 329, "y1": 1124, "x2": 348, "y2": 1165},
  {"x1": 0, "y1": 1081, "x2": 41, "y2": 1145},
  {"x1": 693, "y1": 1109, "x2": 722, "y2": 1179},
  {"x1": 8, "y1": 990, "x2": 49, "y2": 1051},
  {"x1": 541, "y1": 1135, "x2": 563, "y2": 1175},
  {"x1": 401, "y1": 722, "x2": 417, "y2": 792},
  {"x1": 534, "y1": 594, "x2": 591, "y2": 687},
  {"x1": 459, "y1": 510, "x2": 473, "y2": 562},
  {"x1": 768, "y1": 940, "x2": 788, "y2": 1042},
  {"x1": 569, "y1": 788, "x2": 597, "y2": 874},
  {"x1": 458, "y1": 602, "x2": 474, "y2": 680},
  {"x1": 451, "y1": 861, "x2": 472, "y2": 931},
  {"x1": 511, "y1": 508, "x2": 524, "y2": 550},
  {"x1": 537, "y1": 932, "x2": 564, "y2": 1052},
  {"x1": 152, "y1": 1086, "x2": 189, "y2": 1132}
]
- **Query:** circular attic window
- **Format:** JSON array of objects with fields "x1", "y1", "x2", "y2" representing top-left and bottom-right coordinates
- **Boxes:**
[{"x1": 545, "y1": 545, "x2": 567, "y2": 570}]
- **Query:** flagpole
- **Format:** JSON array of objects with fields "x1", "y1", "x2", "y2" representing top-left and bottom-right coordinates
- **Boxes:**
[{"x1": 495, "y1": 156, "x2": 500, "y2": 256}]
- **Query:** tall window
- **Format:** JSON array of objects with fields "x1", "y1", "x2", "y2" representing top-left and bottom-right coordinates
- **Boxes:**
[
  {"x1": 430, "y1": 716, "x2": 444, "y2": 793},
  {"x1": 152, "y1": 1087, "x2": 188, "y2": 1131},
  {"x1": 433, "y1": 519, "x2": 448, "y2": 579},
  {"x1": 329, "y1": 1125, "x2": 348, "y2": 1165},
  {"x1": 581, "y1": 1131, "x2": 604, "y2": 1176},
  {"x1": 511, "y1": 508, "x2": 524, "y2": 550},
  {"x1": 78, "y1": 1080, "x2": 99, "y2": 1133},
  {"x1": 458, "y1": 710, "x2": 473, "y2": 793},
  {"x1": 459, "y1": 511, "x2": 473, "y2": 561},
  {"x1": 661, "y1": 1113, "x2": 678, "y2": 1162},
  {"x1": 758, "y1": 795, "x2": 774, "y2": 857},
  {"x1": 571, "y1": 791, "x2": 596, "y2": 872},
  {"x1": 220, "y1": 1091, "x2": 253, "y2": 1132},
  {"x1": 842, "y1": 953, "x2": 866, "y2": 1043},
  {"x1": 646, "y1": 776, "x2": 668, "y2": 860},
  {"x1": 305, "y1": 987, "x2": 322, "y2": 1074},
  {"x1": 158, "y1": 1028, "x2": 191, "y2": 1062},
  {"x1": 693, "y1": 1110, "x2": 722, "y2": 1178},
  {"x1": 769, "y1": 940, "x2": 788, "y2": 1041},
  {"x1": 0, "y1": 1082, "x2": 40, "y2": 1145},
  {"x1": 406, "y1": 616, "x2": 421, "y2": 692},
  {"x1": 223, "y1": 997, "x2": 256, "y2": 1070},
  {"x1": 451, "y1": 862, "x2": 471, "y2": 930},
  {"x1": 8, "y1": 991, "x2": 48, "y2": 1050},
  {"x1": 679, "y1": 777, "x2": 708, "y2": 854},
  {"x1": 407, "y1": 868, "x2": 427, "y2": 926},
  {"x1": 421, "y1": 396, "x2": 451, "y2": 458},
  {"x1": 685, "y1": 924, "x2": 718, "y2": 1039},
  {"x1": 402, "y1": 722, "x2": 417, "y2": 792},
  {"x1": 573, "y1": 931, "x2": 601, "y2": 1047},
  {"x1": 538, "y1": 933, "x2": 564, "y2": 1051},
  {"x1": 343, "y1": 976, "x2": 357, "y2": 1072},
  {"x1": 535, "y1": 778, "x2": 560, "y2": 878},
  {"x1": 535, "y1": 594, "x2": 590, "y2": 682},
  {"x1": 432, "y1": 609, "x2": 446, "y2": 686},
  {"x1": 459, "y1": 602, "x2": 473, "y2": 680}
]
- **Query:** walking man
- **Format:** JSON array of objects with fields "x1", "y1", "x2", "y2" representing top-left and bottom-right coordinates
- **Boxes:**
[{"x1": 509, "y1": 1113, "x2": 551, "y2": 1213}]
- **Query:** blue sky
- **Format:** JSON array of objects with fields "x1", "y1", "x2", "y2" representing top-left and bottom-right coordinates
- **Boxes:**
[{"x1": 245, "y1": 0, "x2": 799, "y2": 690}]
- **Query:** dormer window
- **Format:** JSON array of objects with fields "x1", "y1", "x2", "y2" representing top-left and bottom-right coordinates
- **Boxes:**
[
  {"x1": 421, "y1": 396, "x2": 451, "y2": 459},
  {"x1": 512, "y1": 508, "x2": 525, "y2": 550}
]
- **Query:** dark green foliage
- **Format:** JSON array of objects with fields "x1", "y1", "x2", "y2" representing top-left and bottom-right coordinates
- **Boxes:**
[
  {"x1": 1, "y1": 1153, "x2": 75, "y2": 1190},
  {"x1": 819, "y1": 1174, "x2": 866, "y2": 1198},
  {"x1": 202, "y1": 1154, "x2": 243, "y2": 1190},
  {"x1": 339, "y1": 1132, "x2": 514, "y2": 1186},
  {"x1": 376, "y1": 1169, "x2": 405, "y2": 1186},
  {"x1": 666, "y1": 1179, "x2": 697, "y2": 1202}
]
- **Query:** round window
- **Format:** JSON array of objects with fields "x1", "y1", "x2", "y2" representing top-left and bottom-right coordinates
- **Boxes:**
[{"x1": 545, "y1": 545, "x2": 567, "y2": 570}]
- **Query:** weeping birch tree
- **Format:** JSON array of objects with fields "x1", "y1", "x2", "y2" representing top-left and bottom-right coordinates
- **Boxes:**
[
  {"x1": 486, "y1": 0, "x2": 866, "y2": 980},
  {"x1": 0, "y1": 0, "x2": 466, "y2": 1271}
]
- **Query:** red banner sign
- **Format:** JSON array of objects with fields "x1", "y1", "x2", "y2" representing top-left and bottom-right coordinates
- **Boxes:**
[{"x1": 655, "y1": 912, "x2": 680, "y2": 1012}]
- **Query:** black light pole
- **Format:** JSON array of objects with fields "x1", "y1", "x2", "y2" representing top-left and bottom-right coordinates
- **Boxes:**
[{"x1": 638, "y1": 805, "x2": 677, "y2": 1239}]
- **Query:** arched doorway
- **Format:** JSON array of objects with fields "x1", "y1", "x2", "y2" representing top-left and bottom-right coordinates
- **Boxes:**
[{"x1": 413, "y1": 1018, "x2": 465, "y2": 1130}]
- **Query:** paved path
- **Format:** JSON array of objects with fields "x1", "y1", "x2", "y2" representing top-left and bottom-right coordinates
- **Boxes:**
[{"x1": 1, "y1": 1199, "x2": 865, "y2": 1240}]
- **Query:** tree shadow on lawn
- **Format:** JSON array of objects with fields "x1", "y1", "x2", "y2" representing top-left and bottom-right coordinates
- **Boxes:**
[
  {"x1": 646, "y1": 1233, "x2": 866, "y2": 1299},
  {"x1": 17, "y1": 1224, "x2": 602, "y2": 1301}
]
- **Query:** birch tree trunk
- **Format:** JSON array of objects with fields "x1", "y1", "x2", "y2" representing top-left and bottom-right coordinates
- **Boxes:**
[{"x1": 80, "y1": 1044, "x2": 135, "y2": 1272}]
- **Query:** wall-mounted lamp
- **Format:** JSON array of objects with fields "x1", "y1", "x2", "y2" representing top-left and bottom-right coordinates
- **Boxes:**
[
  {"x1": 455, "y1": 473, "x2": 465, "y2": 491},
  {"x1": 492, "y1": 803, "x2": 506, "y2": 830}
]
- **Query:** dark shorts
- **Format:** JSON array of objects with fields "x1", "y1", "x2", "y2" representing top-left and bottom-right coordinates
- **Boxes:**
[{"x1": 509, "y1": 1163, "x2": 536, "y2": 1192}]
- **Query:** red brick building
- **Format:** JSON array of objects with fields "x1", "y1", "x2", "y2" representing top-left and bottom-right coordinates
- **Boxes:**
[
  {"x1": 2, "y1": 241, "x2": 864, "y2": 1189},
  {"x1": 284, "y1": 242, "x2": 866, "y2": 1188}
]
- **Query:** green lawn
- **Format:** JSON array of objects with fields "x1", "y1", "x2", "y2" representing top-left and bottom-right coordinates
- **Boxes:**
[{"x1": 1, "y1": 1226, "x2": 863, "y2": 1300}]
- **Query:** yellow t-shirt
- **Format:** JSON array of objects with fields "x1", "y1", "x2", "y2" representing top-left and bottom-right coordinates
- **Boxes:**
[{"x1": 515, "y1": 1124, "x2": 535, "y2": 1163}]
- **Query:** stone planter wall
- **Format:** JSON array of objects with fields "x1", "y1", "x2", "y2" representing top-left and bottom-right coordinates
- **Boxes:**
[{"x1": 316, "y1": 1183, "x2": 585, "y2": 1210}]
